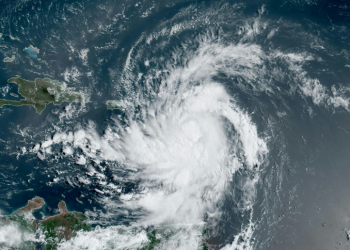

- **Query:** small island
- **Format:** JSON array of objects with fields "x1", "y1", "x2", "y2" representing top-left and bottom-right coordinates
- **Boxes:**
[
  {"x1": 3, "y1": 55, "x2": 15, "y2": 62},
  {"x1": 23, "y1": 45, "x2": 40, "y2": 58},
  {"x1": 0, "y1": 77, "x2": 86, "y2": 114},
  {"x1": 106, "y1": 99, "x2": 131, "y2": 110}
]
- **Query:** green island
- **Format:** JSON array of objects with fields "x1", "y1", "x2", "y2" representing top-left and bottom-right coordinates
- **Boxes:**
[
  {"x1": 106, "y1": 99, "x2": 131, "y2": 111},
  {"x1": 0, "y1": 77, "x2": 86, "y2": 114},
  {"x1": 0, "y1": 197, "x2": 91, "y2": 250}
]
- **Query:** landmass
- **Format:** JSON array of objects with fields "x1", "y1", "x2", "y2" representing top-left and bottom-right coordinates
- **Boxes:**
[
  {"x1": 202, "y1": 226, "x2": 211, "y2": 250},
  {"x1": 76, "y1": 198, "x2": 83, "y2": 204},
  {"x1": 139, "y1": 227, "x2": 210, "y2": 250},
  {"x1": 3, "y1": 55, "x2": 15, "y2": 62},
  {"x1": 140, "y1": 230, "x2": 161, "y2": 250},
  {"x1": 0, "y1": 197, "x2": 45, "y2": 250},
  {"x1": 13, "y1": 196, "x2": 45, "y2": 215},
  {"x1": 139, "y1": 228, "x2": 210, "y2": 250},
  {"x1": 24, "y1": 45, "x2": 40, "y2": 58},
  {"x1": 106, "y1": 99, "x2": 131, "y2": 110},
  {"x1": 10, "y1": 93, "x2": 18, "y2": 97},
  {"x1": 40, "y1": 201, "x2": 91, "y2": 249},
  {"x1": 0, "y1": 77, "x2": 86, "y2": 114},
  {"x1": 0, "y1": 197, "x2": 90, "y2": 250},
  {"x1": 9, "y1": 196, "x2": 45, "y2": 231}
]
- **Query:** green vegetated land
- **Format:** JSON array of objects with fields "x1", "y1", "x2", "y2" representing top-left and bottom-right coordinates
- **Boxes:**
[
  {"x1": 0, "y1": 197, "x2": 91, "y2": 250},
  {"x1": 0, "y1": 197, "x2": 44, "y2": 250},
  {"x1": 139, "y1": 230, "x2": 162, "y2": 250},
  {"x1": 11, "y1": 196, "x2": 45, "y2": 230},
  {"x1": 106, "y1": 100, "x2": 120, "y2": 110},
  {"x1": 138, "y1": 226, "x2": 210, "y2": 250},
  {"x1": 106, "y1": 99, "x2": 131, "y2": 111},
  {"x1": 0, "y1": 77, "x2": 86, "y2": 114},
  {"x1": 41, "y1": 201, "x2": 91, "y2": 250}
]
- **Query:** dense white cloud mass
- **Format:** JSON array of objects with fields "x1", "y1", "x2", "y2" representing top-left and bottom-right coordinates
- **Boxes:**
[
  {"x1": 26, "y1": 21, "x2": 349, "y2": 249},
  {"x1": 31, "y1": 41, "x2": 269, "y2": 249},
  {"x1": 58, "y1": 226, "x2": 148, "y2": 250},
  {"x1": 29, "y1": 34, "x2": 350, "y2": 248},
  {"x1": 0, "y1": 222, "x2": 37, "y2": 249}
]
